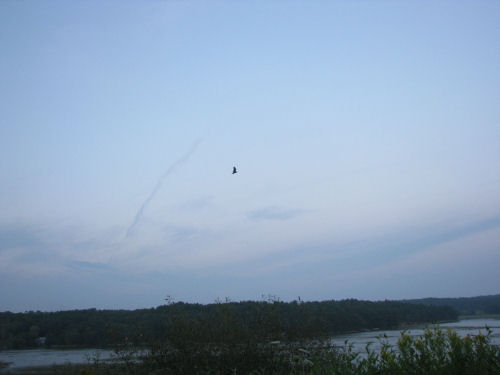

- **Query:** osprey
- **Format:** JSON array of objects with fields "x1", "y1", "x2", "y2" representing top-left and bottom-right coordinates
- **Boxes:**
[{"x1": 232, "y1": 166, "x2": 238, "y2": 174}]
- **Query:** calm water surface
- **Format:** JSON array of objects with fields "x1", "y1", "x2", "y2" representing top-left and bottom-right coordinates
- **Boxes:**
[
  {"x1": 1, "y1": 319, "x2": 499, "y2": 371},
  {"x1": 0, "y1": 348, "x2": 115, "y2": 371}
]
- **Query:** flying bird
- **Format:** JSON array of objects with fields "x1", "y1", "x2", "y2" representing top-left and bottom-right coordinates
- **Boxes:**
[{"x1": 232, "y1": 166, "x2": 238, "y2": 174}]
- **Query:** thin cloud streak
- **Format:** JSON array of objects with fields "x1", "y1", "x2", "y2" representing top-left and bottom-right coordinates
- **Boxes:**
[
  {"x1": 125, "y1": 138, "x2": 203, "y2": 238},
  {"x1": 69, "y1": 261, "x2": 113, "y2": 271},
  {"x1": 247, "y1": 206, "x2": 306, "y2": 221}
]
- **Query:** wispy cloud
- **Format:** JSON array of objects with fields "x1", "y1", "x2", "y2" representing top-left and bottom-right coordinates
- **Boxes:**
[
  {"x1": 362, "y1": 214, "x2": 500, "y2": 264},
  {"x1": 247, "y1": 206, "x2": 307, "y2": 221},
  {"x1": 229, "y1": 213, "x2": 500, "y2": 277},
  {"x1": 69, "y1": 261, "x2": 113, "y2": 271},
  {"x1": 162, "y1": 224, "x2": 198, "y2": 244},
  {"x1": 0, "y1": 222, "x2": 45, "y2": 252},
  {"x1": 0, "y1": 221, "x2": 117, "y2": 277},
  {"x1": 178, "y1": 195, "x2": 213, "y2": 212}
]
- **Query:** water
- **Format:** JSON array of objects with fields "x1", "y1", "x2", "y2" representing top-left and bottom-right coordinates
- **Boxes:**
[
  {"x1": 0, "y1": 348, "x2": 115, "y2": 371},
  {"x1": 329, "y1": 318, "x2": 500, "y2": 353},
  {"x1": 1, "y1": 319, "x2": 499, "y2": 371}
]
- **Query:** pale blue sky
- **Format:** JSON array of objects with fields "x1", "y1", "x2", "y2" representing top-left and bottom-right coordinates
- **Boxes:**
[{"x1": 1, "y1": 1, "x2": 499, "y2": 311}]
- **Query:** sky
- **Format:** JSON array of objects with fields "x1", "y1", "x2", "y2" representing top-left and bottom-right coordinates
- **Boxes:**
[{"x1": 0, "y1": 1, "x2": 499, "y2": 312}]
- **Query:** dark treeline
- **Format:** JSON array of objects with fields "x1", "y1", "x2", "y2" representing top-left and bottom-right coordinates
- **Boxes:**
[
  {"x1": 405, "y1": 294, "x2": 500, "y2": 316},
  {"x1": 0, "y1": 298, "x2": 457, "y2": 350}
]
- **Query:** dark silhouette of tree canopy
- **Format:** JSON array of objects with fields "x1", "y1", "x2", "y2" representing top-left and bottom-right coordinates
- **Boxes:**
[
  {"x1": 0, "y1": 298, "x2": 459, "y2": 350},
  {"x1": 404, "y1": 294, "x2": 500, "y2": 316}
]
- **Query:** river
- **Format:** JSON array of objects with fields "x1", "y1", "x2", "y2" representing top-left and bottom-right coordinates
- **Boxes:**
[
  {"x1": 1, "y1": 318, "x2": 499, "y2": 372},
  {"x1": 329, "y1": 318, "x2": 500, "y2": 353}
]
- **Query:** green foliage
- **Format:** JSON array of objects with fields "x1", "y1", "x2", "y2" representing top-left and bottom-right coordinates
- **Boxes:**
[{"x1": 375, "y1": 327, "x2": 500, "y2": 375}]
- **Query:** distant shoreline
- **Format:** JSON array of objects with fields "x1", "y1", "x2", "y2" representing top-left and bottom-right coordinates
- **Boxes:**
[{"x1": 458, "y1": 314, "x2": 500, "y2": 320}]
